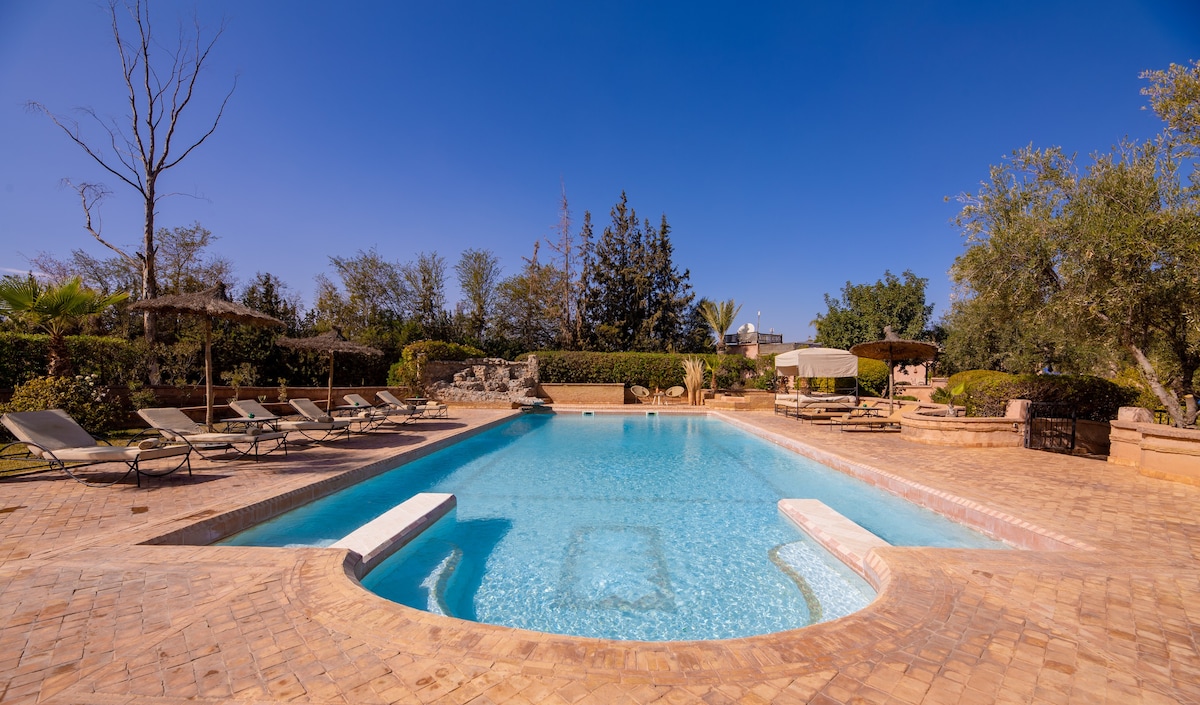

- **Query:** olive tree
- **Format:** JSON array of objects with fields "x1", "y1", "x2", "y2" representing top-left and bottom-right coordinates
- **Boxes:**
[{"x1": 950, "y1": 63, "x2": 1200, "y2": 426}]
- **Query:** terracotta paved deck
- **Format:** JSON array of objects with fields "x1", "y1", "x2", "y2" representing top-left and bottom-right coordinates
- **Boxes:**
[{"x1": 2, "y1": 408, "x2": 1198, "y2": 704}]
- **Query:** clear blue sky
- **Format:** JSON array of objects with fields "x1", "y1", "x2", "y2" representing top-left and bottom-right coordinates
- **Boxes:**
[{"x1": 2, "y1": 1, "x2": 1198, "y2": 341}]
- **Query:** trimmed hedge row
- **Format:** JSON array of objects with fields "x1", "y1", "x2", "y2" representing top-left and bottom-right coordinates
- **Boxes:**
[
  {"x1": 0, "y1": 333, "x2": 143, "y2": 388},
  {"x1": 957, "y1": 371, "x2": 1137, "y2": 421},
  {"x1": 528, "y1": 350, "x2": 758, "y2": 390}
]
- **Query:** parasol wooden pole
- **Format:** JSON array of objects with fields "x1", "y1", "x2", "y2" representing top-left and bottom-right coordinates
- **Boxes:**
[
  {"x1": 204, "y1": 318, "x2": 214, "y2": 431},
  {"x1": 888, "y1": 355, "x2": 894, "y2": 413},
  {"x1": 327, "y1": 352, "x2": 335, "y2": 411}
]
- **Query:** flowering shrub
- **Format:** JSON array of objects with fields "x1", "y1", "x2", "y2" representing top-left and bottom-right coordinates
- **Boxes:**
[{"x1": 2, "y1": 375, "x2": 125, "y2": 434}]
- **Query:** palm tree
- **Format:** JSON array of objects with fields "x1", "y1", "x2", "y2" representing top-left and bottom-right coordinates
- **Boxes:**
[
  {"x1": 698, "y1": 298, "x2": 742, "y2": 354},
  {"x1": 0, "y1": 275, "x2": 129, "y2": 377}
]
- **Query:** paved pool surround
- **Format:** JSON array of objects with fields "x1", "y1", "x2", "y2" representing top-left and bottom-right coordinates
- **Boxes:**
[{"x1": 2, "y1": 407, "x2": 1199, "y2": 703}]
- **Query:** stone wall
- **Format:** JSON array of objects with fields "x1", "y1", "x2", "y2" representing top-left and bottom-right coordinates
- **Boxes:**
[
  {"x1": 536, "y1": 383, "x2": 627, "y2": 405},
  {"x1": 1109, "y1": 407, "x2": 1200, "y2": 486},
  {"x1": 423, "y1": 357, "x2": 540, "y2": 407}
]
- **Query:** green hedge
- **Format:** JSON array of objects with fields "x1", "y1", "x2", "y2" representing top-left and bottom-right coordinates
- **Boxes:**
[
  {"x1": 963, "y1": 373, "x2": 1137, "y2": 421},
  {"x1": 528, "y1": 351, "x2": 759, "y2": 390},
  {"x1": 0, "y1": 333, "x2": 143, "y2": 388}
]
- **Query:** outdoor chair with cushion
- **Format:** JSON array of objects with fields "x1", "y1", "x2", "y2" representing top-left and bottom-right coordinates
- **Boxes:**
[
  {"x1": 288, "y1": 398, "x2": 356, "y2": 441},
  {"x1": 664, "y1": 386, "x2": 686, "y2": 403},
  {"x1": 1, "y1": 409, "x2": 191, "y2": 487},
  {"x1": 228, "y1": 399, "x2": 351, "y2": 444},
  {"x1": 137, "y1": 407, "x2": 287, "y2": 460},
  {"x1": 630, "y1": 385, "x2": 651, "y2": 403}
]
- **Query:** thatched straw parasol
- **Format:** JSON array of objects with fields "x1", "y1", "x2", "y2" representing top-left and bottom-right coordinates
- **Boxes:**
[
  {"x1": 274, "y1": 328, "x2": 383, "y2": 410},
  {"x1": 131, "y1": 285, "x2": 283, "y2": 429},
  {"x1": 849, "y1": 326, "x2": 938, "y2": 411}
]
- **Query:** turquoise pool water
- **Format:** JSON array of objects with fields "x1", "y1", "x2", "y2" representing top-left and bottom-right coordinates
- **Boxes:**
[{"x1": 223, "y1": 414, "x2": 1004, "y2": 640}]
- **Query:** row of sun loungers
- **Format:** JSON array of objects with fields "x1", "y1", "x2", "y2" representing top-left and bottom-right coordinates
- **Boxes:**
[
  {"x1": 773, "y1": 394, "x2": 920, "y2": 431},
  {"x1": 0, "y1": 392, "x2": 449, "y2": 487}
]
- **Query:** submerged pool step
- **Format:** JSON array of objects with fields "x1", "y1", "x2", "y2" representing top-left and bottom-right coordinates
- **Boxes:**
[
  {"x1": 777, "y1": 499, "x2": 889, "y2": 581},
  {"x1": 333, "y1": 492, "x2": 456, "y2": 577}
]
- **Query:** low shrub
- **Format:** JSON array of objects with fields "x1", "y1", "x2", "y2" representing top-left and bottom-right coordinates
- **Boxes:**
[
  {"x1": 963, "y1": 374, "x2": 1137, "y2": 421},
  {"x1": 856, "y1": 359, "x2": 890, "y2": 397},
  {"x1": 2, "y1": 375, "x2": 125, "y2": 434},
  {"x1": 386, "y1": 340, "x2": 487, "y2": 387}
]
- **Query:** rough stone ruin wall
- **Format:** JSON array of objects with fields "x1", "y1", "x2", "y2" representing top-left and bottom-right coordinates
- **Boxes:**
[{"x1": 423, "y1": 356, "x2": 540, "y2": 406}]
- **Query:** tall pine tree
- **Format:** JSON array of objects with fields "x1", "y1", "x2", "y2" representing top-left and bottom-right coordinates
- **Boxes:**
[{"x1": 579, "y1": 192, "x2": 694, "y2": 352}]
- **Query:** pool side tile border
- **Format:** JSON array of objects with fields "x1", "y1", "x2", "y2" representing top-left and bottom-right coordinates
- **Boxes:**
[
  {"x1": 715, "y1": 412, "x2": 1095, "y2": 552},
  {"x1": 142, "y1": 412, "x2": 521, "y2": 546}
]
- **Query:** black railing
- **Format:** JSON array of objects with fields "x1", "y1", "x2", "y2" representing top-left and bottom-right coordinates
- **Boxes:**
[{"x1": 724, "y1": 332, "x2": 784, "y2": 345}]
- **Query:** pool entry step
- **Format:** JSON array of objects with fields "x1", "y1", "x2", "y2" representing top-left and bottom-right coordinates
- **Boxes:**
[
  {"x1": 777, "y1": 499, "x2": 889, "y2": 580},
  {"x1": 333, "y1": 492, "x2": 456, "y2": 577}
]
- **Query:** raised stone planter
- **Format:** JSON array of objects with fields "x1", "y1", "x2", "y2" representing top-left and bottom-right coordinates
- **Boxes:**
[{"x1": 900, "y1": 411, "x2": 1025, "y2": 447}]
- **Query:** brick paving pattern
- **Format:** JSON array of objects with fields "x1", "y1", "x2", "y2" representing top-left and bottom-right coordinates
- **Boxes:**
[{"x1": 1, "y1": 408, "x2": 1198, "y2": 703}]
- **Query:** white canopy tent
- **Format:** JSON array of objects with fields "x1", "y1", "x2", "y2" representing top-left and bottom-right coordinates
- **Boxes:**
[{"x1": 774, "y1": 347, "x2": 859, "y2": 378}]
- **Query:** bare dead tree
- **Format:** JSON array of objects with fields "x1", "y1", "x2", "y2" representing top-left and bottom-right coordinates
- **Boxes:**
[
  {"x1": 545, "y1": 179, "x2": 574, "y2": 348},
  {"x1": 27, "y1": 0, "x2": 235, "y2": 380}
]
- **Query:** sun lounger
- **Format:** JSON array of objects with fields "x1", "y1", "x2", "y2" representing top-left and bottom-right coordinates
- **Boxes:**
[
  {"x1": 137, "y1": 407, "x2": 287, "y2": 460},
  {"x1": 376, "y1": 390, "x2": 446, "y2": 418},
  {"x1": 228, "y1": 399, "x2": 352, "y2": 443},
  {"x1": 831, "y1": 403, "x2": 918, "y2": 432},
  {"x1": 341, "y1": 394, "x2": 417, "y2": 427},
  {"x1": 1, "y1": 409, "x2": 191, "y2": 486}
]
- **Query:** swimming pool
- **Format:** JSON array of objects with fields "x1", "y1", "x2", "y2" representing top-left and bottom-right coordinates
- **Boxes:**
[{"x1": 223, "y1": 414, "x2": 1004, "y2": 640}]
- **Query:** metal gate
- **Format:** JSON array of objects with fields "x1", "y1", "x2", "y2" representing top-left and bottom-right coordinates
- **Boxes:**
[{"x1": 1025, "y1": 402, "x2": 1077, "y2": 453}]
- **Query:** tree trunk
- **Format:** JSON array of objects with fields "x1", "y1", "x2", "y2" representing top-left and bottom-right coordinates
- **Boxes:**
[
  {"x1": 47, "y1": 332, "x2": 73, "y2": 377},
  {"x1": 1128, "y1": 341, "x2": 1186, "y2": 427},
  {"x1": 142, "y1": 190, "x2": 161, "y2": 384}
]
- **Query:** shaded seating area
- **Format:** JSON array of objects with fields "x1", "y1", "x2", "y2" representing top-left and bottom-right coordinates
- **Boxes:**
[
  {"x1": 137, "y1": 407, "x2": 288, "y2": 460},
  {"x1": 228, "y1": 399, "x2": 352, "y2": 444},
  {"x1": 774, "y1": 393, "x2": 859, "y2": 418},
  {"x1": 1, "y1": 409, "x2": 191, "y2": 487}
]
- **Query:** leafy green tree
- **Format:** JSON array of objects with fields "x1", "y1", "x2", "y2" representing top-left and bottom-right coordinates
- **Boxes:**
[
  {"x1": 698, "y1": 299, "x2": 742, "y2": 354},
  {"x1": 494, "y1": 243, "x2": 563, "y2": 355},
  {"x1": 454, "y1": 248, "x2": 501, "y2": 345},
  {"x1": 314, "y1": 247, "x2": 406, "y2": 346},
  {"x1": 0, "y1": 276, "x2": 129, "y2": 376},
  {"x1": 950, "y1": 62, "x2": 1200, "y2": 426},
  {"x1": 812, "y1": 270, "x2": 933, "y2": 351},
  {"x1": 214, "y1": 273, "x2": 310, "y2": 385},
  {"x1": 401, "y1": 251, "x2": 449, "y2": 337}
]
